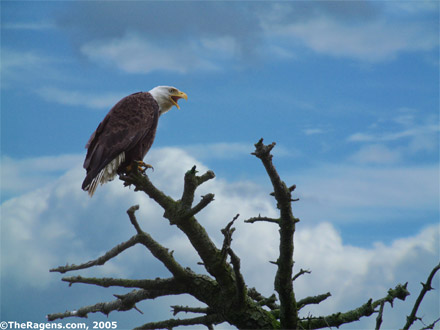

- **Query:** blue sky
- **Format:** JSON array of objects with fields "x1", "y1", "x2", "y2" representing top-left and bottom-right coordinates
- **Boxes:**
[{"x1": 1, "y1": 1, "x2": 439, "y2": 329}]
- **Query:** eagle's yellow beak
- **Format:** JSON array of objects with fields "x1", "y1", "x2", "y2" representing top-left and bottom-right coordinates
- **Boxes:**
[{"x1": 170, "y1": 90, "x2": 188, "y2": 109}]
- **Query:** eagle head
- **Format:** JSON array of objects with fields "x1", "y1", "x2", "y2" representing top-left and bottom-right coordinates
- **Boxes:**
[{"x1": 149, "y1": 86, "x2": 188, "y2": 115}]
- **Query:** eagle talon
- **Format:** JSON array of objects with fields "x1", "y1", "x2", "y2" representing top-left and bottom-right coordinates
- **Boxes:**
[{"x1": 136, "y1": 161, "x2": 154, "y2": 173}]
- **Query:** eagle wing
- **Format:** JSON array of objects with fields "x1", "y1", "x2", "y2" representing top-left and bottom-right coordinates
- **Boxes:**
[{"x1": 82, "y1": 92, "x2": 159, "y2": 191}]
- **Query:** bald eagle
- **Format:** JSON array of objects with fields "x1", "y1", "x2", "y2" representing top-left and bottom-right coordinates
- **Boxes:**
[{"x1": 82, "y1": 86, "x2": 187, "y2": 196}]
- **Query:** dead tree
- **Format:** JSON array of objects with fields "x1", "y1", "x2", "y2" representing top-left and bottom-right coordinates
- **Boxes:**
[{"x1": 48, "y1": 139, "x2": 440, "y2": 329}]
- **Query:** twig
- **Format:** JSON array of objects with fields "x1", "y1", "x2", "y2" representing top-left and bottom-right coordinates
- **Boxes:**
[
  {"x1": 299, "y1": 298, "x2": 375, "y2": 329},
  {"x1": 127, "y1": 204, "x2": 143, "y2": 234},
  {"x1": 292, "y1": 268, "x2": 311, "y2": 282},
  {"x1": 297, "y1": 292, "x2": 331, "y2": 311},
  {"x1": 403, "y1": 263, "x2": 440, "y2": 330},
  {"x1": 60, "y1": 276, "x2": 186, "y2": 291},
  {"x1": 420, "y1": 317, "x2": 440, "y2": 330},
  {"x1": 186, "y1": 193, "x2": 215, "y2": 218},
  {"x1": 181, "y1": 166, "x2": 215, "y2": 210},
  {"x1": 220, "y1": 214, "x2": 239, "y2": 260},
  {"x1": 133, "y1": 313, "x2": 224, "y2": 330},
  {"x1": 171, "y1": 305, "x2": 211, "y2": 316},
  {"x1": 220, "y1": 214, "x2": 246, "y2": 305},
  {"x1": 248, "y1": 287, "x2": 279, "y2": 310},
  {"x1": 50, "y1": 235, "x2": 139, "y2": 274},
  {"x1": 244, "y1": 215, "x2": 280, "y2": 224},
  {"x1": 375, "y1": 301, "x2": 385, "y2": 330},
  {"x1": 47, "y1": 289, "x2": 163, "y2": 321},
  {"x1": 301, "y1": 282, "x2": 410, "y2": 329},
  {"x1": 127, "y1": 206, "x2": 189, "y2": 279},
  {"x1": 228, "y1": 248, "x2": 246, "y2": 305}
]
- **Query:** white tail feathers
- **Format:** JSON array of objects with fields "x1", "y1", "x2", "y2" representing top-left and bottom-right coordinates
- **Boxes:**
[{"x1": 85, "y1": 152, "x2": 125, "y2": 197}]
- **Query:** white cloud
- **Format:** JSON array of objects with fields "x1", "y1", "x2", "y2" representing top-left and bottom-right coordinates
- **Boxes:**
[
  {"x1": 1, "y1": 49, "x2": 52, "y2": 88},
  {"x1": 1, "y1": 147, "x2": 438, "y2": 328},
  {"x1": 2, "y1": 21, "x2": 55, "y2": 30},
  {"x1": 293, "y1": 222, "x2": 439, "y2": 329},
  {"x1": 181, "y1": 142, "x2": 252, "y2": 160},
  {"x1": 1, "y1": 48, "x2": 72, "y2": 90},
  {"x1": 292, "y1": 163, "x2": 438, "y2": 223},
  {"x1": 36, "y1": 86, "x2": 127, "y2": 109},
  {"x1": 346, "y1": 110, "x2": 439, "y2": 165},
  {"x1": 80, "y1": 33, "x2": 224, "y2": 74},
  {"x1": 349, "y1": 144, "x2": 402, "y2": 164},
  {"x1": 303, "y1": 128, "x2": 327, "y2": 136},
  {"x1": 1, "y1": 154, "x2": 84, "y2": 196},
  {"x1": 347, "y1": 124, "x2": 439, "y2": 143},
  {"x1": 260, "y1": 4, "x2": 438, "y2": 62}
]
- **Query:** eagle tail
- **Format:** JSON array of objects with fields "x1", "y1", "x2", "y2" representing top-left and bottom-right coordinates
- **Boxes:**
[{"x1": 82, "y1": 152, "x2": 126, "y2": 197}]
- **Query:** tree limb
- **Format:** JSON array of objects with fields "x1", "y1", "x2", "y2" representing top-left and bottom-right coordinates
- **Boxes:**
[
  {"x1": 171, "y1": 305, "x2": 212, "y2": 316},
  {"x1": 244, "y1": 215, "x2": 280, "y2": 224},
  {"x1": 47, "y1": 289, "x2": 170, "y2": 321},
  {"x1": 300, "y1": 282, "x2": 410, "y2": 329},
  {"x1": 248, "y1": 287, "x2": 280, "y2": 311},
  {"x1": 403, "y1": 262, "x2": 440, "y2": 330},
  {"x1": 292, "y1": 268, "x2": 311, "y2": 282},
  {"x1": 50, "y1": 235, "x2": 139, "y2": 274},
  {"x1": 297, "y1": 292, "x2": 331, "y2": 311},
  {"x1": 60, "y1": 275, "x2": 187, "y2": 291},
  {"x1": 127, "y1": 205, "x2": 189, "y2": 279},
  {"x1": 133, "y1": 313, "x2": 224, "y2": 330},
  {"x1": 252, "y1": 138, "x2": 298, "y2": 329}
]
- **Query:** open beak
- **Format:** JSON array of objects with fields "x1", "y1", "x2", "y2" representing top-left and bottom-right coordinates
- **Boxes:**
[{"x1": 170, "y1": 90, "x2": 188, "y2": 109}]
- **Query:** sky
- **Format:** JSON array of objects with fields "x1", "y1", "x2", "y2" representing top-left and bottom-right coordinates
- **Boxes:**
[{"x1": 1, "y1": 1, "x2": 439, "y2": 329}]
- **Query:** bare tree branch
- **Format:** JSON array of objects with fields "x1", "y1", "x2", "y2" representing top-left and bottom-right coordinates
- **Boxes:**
[
  {"x1": 403, "y1": 263, "x2": 440, "y2": 330},
  {"x1": 50, "y1": 235, "x2": 139, "y2": 274},
  {"x1": 60, "y1": 276, "x2": 186, "y2": 291},
  {"x1": 186, "y1": 193, "x2": 215, "y2": 218},
  {"x1": 419, "y1": 317, "x2": 440, "y2": 330},
  {"x1": 171, "y1": 305, "x2": 212, "y2": 316},
  {"x1": 297, "y1": 292, "x2": 331, "y2": 311},
  {"x1": 375, "y1": 301, "x2": 385, "y2": 330},
  {"x1": 292, "y1": 268, "x2": 311, "y2": 282},
  {"x1": 244, "y1": 215, "x2": 280, "y2": 224},
  {"x1": 252, "y1": 138, "x2": 299, "y2": 329},
  {"x1": 127, "y1": 206, "x2": 189, "y2": 279},
  {"x1": 47, "y1": 289, "x2": 171, "y2": 321},
  {"x1": 133, "y1": 313, "x2": 224, "y2": 330},
  {"x1": 300, "y1": 282, "x2": 410, "y2": 329},
  {"x1": 248, "y1": 287, "x2": 279, "y2": 311}
]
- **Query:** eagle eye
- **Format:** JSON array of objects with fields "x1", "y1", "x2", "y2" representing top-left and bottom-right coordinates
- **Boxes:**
[{"x1": 169, "y1": 88, "x2": 177, "y2": 94}]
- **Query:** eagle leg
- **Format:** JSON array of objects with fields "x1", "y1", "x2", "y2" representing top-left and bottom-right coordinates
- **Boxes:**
[
  {"x1": 137, "y1": 160, "x2": 154, "y2": 173},
  {"x1": 126, "y1": 161, "x2": 154, "y2": 174}
]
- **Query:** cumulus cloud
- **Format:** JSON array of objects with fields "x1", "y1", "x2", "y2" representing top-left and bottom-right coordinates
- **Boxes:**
[
  {"x1": 1, "y1": 147, "x2": 438, "y2": 328},
  {"x1": 1, "y1": 154, "x2": 84, "y2": 196},
  {"x1": 291, "y1": 163, "x2": 439, "y2": 225}
]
